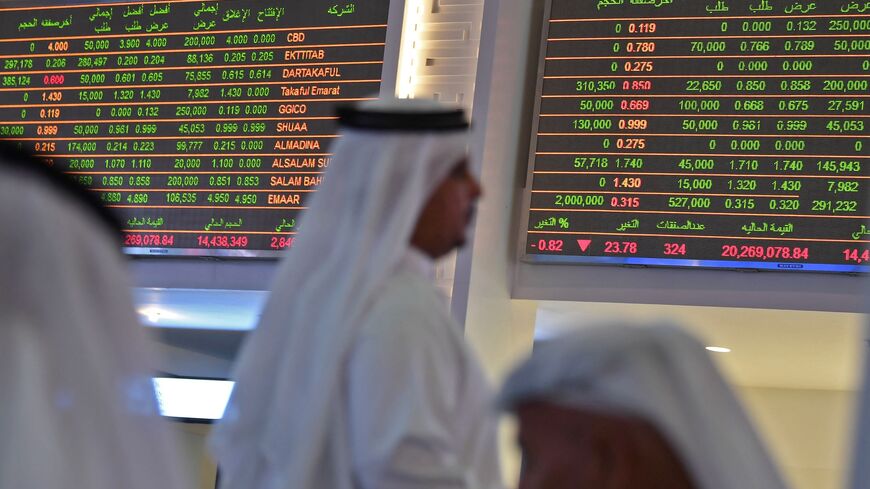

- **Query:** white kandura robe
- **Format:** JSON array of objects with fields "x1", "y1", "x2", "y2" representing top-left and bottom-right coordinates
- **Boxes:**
[
  {"x1": 338, "y1": 249, "x2": 502, "y2": 489},
  {"x1": 0, "y1": 165, "x2": 188, "y2": 489},
  {"x1": 210, "y1": 98, "x2": 497, "y2": 489}
]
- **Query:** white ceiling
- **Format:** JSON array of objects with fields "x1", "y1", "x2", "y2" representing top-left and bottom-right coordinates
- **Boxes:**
[{"x1": 535, "y1": 301, "x2": 866, "y2": 392}]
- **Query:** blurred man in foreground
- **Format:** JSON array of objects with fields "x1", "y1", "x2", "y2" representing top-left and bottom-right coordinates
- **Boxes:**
[
  {"x1": 211, "y1": 98, "x2": 502, "y2": 489},
  {"x1": 0, "y1": 143, "x2": 188, "y2": 489},
  {"x1": 499, "y1": 323, "x2": 789, "y2": 489}
]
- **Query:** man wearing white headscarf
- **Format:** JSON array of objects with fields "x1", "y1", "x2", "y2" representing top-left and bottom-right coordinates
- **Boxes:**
[
  {"x1": 498, "y1": 323, "x2": 789, "y2": 489},
  {"x1": 210, "y1": 98, "x2": 502, "y2": 489},
  {"x1": 0, "y1": 144, "x2": 188, "y2": 489}
]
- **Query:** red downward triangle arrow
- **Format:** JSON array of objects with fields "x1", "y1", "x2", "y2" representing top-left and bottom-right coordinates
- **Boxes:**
[{"x1": 577, "y1": 239, "x2": 592, "y2": 252}]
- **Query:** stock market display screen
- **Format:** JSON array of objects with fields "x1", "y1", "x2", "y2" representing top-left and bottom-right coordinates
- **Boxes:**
[
  {"x1": 0, "y1": 0, "x2": 391, "y2": 256},
  {"x1": 524, "y1": 0, "x2": 869, "y2": 272}
]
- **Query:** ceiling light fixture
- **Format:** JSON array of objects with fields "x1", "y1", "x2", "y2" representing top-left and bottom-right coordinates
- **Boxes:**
[
  {"x1": 152, "y1": 378, "x2": 234, "y2": 420},
  {"x1": 705, "y1": 346, "x2": 731, "y2": 353},
  {"x1": 137, "y1": 307, "x2": 163, "y2": 323}
]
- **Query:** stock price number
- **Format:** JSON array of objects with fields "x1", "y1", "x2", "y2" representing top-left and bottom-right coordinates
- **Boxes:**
[
  {"x1": 127, "y1": 193, "x2": 148, "y2": 204},
  {"x1": 679, "y1": 158, "x2": 715, "y2": 171},
  {"x1": 768, "y1": 199, "x2": 801, "y2": 211},
  {"x1": 614, "y1": 138, "x2": 646, "y2": 150},
  {"x1": 731, "y1": 159, "x2": 760, "y2": 171},
  {"x1": 622, "y1": 61, "x2": 654, "y2": 72},
  {"x1": 34, "y1": 142, "x2": 55, "y2": 152},
  {"x1": 811, "y1": 200, "x2": 858, "y2": 213},
  {"x1": 668, "y1": 196, "x2": 711, "y2": 210},
  {"x1": 235, "y1": 194, "x2": 258, "y2": 205},
  {"x1": 555, "y1": 194, "x2": 605, "y2": 208},
  {"x1": 724, "y1": 198, "x2": 756, "y2": 210},
  {"x1": 826, "y1": 120, "x2": 865, "y2": 133},
  {"x1": 610, "y1": 196, "x2": 640, "y2": 208},
  {"x1": 843, "y1": 249, "x2": 870, "y2": 264},
  {"x1": 124, "y1": 233, "x2": 175, "y2": 247},
  {"x1": 826, "y1": 181, "x2": 860, "y2": 194},
  {"x1": 817, "y1": 160, "x2": 860, "y2": 174},
  {"x1": 533, "y1": 239, "x2": 564, "y2": 252},
  {"x1": 575, "y1": 80, "x2": 617, "y2": 93},
  {"x1": 196, "y1": 235, "x2": 250, "y2": 248},
  {"x1": 604, "y1": 241, "x2": 638, "y2": 254},
  {"x1": 270, "y1": 236, "x2": 296, "y2": 250},
  {"x1": 611, "y1": 177, "x2": 642, "y2": 189},
  {"x1": 663, "y1": 243, "x2": 687, "y2": 256},
  {"x1": 721, "y1": 245, "x2": 809, "y2": 261}
]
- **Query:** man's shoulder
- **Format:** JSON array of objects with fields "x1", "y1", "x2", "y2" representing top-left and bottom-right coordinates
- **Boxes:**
[{"x1": 359, "y1": 269, "x2": 452, "y2": 339}]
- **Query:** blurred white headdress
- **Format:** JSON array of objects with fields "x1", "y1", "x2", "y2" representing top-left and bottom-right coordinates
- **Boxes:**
[
  {"x1": 499, "y1": 322, "x2": 789, "y2": 489},
  {"x1": 0, "y1": 147, "x2": 188, "y2": 489}
]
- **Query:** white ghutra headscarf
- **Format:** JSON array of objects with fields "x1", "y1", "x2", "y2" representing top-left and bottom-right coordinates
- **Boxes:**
[
  {"x1": 210, "y1": 98, "x2": 471, "y2": 489},
  {"x1": 0, "y1": 152, "x2": 188, "y2": 489},
  {"x1": 499, "y1": 322, "x2": 789, "y2": 489}
]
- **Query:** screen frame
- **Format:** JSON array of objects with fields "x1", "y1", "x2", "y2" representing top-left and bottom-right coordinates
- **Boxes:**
[
  {"x1": 2, "y1": 0, "x2": 405, "y2": 258},
  {"x1": 516, "y1": 0, "x2": 869, "y2": 276},
  {"x1": 454, "y1": 0, "x2": 870, "y2": 312},
  {"x1": 113, "y1": 0, "x2": 406, "y2": 290}
]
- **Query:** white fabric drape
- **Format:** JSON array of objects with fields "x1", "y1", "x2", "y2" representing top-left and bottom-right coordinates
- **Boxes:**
[
  {"x1": 210, "y1": 99, "x2": 469, "y2": 489},
  {"x1": 0, "y1": 166, "x2": 188, "y2": 489},
  {"x1": 346, "y1": 250, "x2": 503, "y2": 489},
  {"x1": 498, "y1": 323, "x2": 789, "y2": 489}
]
